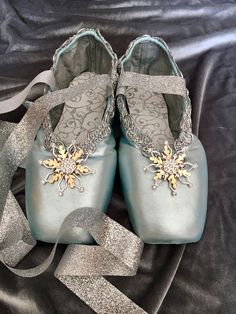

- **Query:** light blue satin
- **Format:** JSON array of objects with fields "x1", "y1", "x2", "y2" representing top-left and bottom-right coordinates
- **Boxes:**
[
  {"x1": 26, "y1": 129, "x2": 117, "y2": 244},
  {"x1": 119, "y1": 135, "x2": 208, "y2": 244}
]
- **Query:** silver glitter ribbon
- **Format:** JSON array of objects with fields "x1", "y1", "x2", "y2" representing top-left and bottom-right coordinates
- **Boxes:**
[
  {"x1": 0, "y1": 70, "x2": 56, "y2": 114},
  {"x1": 117, "y1": 71, "x2": 187, "y2": 96},
  {"x1": 0, "y1": 73, "x2": 146, "y2": 313}
]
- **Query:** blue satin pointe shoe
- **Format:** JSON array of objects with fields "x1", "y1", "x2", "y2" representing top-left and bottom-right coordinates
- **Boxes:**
[
  {"x1": 26, "y1": 29, "x2": 118, "y2": 244},
  {"x1": 117, "y1": 35, "x2": 208, "y2": 244}
]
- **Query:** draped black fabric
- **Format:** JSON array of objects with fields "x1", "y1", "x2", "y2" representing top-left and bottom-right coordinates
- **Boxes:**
[{"x1": 0, "y1": 1, "x2": 236, "y2": 313}]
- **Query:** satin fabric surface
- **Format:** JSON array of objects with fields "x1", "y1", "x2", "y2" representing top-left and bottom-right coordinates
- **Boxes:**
[
  {"x1": 0, "y1": 1, "x2": 236, "y2": 313},
  {"x1": 119, "y1": 136, "x2": 208, "y2": 244},
  {"x1": 26, "y1": 130, "x2": 117, "y2": 244}
]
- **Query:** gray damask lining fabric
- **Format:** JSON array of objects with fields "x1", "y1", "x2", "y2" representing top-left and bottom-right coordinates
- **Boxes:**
[
  {"x1": 43, "y1": 73, "x2": 114, "y2": 155},
  {"x1": 125, "y1": 86, "x2": 174, "y2": 149},
  {"x1": 53, "y1": 72, "x2": 110, "y2": 145},
  {"x1": 117, "y1": 71, "x2": 193, "y2": 155}
]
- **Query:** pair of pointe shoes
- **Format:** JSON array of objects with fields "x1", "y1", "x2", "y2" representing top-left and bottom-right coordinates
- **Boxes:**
[{"x1": 24, "y1": 29, "x2": 208, "y2": 245}]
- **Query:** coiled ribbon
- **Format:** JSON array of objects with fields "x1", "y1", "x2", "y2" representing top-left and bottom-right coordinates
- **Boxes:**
[{"x1": 0, "y1": 71, "x2": 147, "y2": 313}]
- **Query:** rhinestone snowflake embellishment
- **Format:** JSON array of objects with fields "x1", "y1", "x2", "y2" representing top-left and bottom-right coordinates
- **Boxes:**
[
  {"x1": 40, "y1": 141, "x2": 95, "y2": 196},
  {"x1": 144, "y1": 141, "x2": 197, "y2": 195}
]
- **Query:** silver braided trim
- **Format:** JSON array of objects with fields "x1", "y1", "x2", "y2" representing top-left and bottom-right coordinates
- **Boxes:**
[
  {"x1": 174, "y1": 98, "x2": 193, "y2": 151},
  {"x1": 0, "y1": 81, "x2": 146, "y2": 313}
]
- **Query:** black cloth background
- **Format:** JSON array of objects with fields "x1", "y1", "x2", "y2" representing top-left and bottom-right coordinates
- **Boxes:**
[{"x1": 0, "y1": 1, "x2": 236, "y2": 313}]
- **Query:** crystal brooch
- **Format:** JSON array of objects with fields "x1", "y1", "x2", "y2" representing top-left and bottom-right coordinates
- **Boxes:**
[
  {"x1": 40, "y1": 141, "x2": 95, "y2": 196},
  {"x1": 144, "y1": 141, "x2": 197, "y2": 195}
]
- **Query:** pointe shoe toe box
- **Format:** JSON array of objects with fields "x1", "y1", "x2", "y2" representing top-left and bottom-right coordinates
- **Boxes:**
[
  {"x1": 119, "y1": 136, "x2": 208, "y2": 244},
  {"x1": 26, "y1": 133, "x2": 117, "y2": 244}
]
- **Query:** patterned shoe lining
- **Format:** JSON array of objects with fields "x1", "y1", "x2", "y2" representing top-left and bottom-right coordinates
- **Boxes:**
[
  {"x1": 120, "y1": 40, "x2": 181, "y2": 150},
  {"x1": 126, "y1": 85, "x2": 174, "y2": 149},
  {"x1": 53, "y1": 72, "x2": 107, "y2": 146}
]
